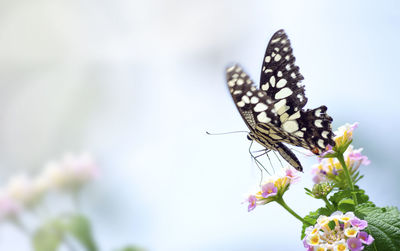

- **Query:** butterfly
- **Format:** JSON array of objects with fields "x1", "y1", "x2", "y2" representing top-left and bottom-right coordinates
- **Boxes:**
[{"x1": 226, "y1": 29, "x2": 335, "y2": 172}]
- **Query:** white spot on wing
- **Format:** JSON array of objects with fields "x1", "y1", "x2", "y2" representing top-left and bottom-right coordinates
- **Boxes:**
[
  {"x1": 274, "y1": 54, "x2": 282, "y2": 61},
  {"x1": 277, "y1": 71, "x2": 283, "y2": 77},
  {"x1": 314, "y1": 119, "x2": 323, "y2": 127},
  {"x1": 242, "y1": 95, "x2": 250, "y2": 104},
  {"x1": 262, "y1": 83, "x2": 269, "y2": 91},
  {"x1": 233, "y1": 90, "x2": 242, "y2": 95},
  {"x1": 254, "y1": 103, "x2": 268, "y2": 112},
  {"x1": 271, "y1": 38, "x2": 280, "y2": 43},
  {"x1": 275, "y1": 87, "x2": 293, "y2": 99},
  {"x1": 297, "y1": 94, "x2": 304, "y2": 102},
  {"x1": 237, "y1": 101, "x2": 245, "y2": 107},
  {"x1": 257, "y1": 112, "x2": 271, "y2": 123},
  {"x1": 288, "y1": 111, "x2": 301, "y2": 120},
  {"x1": 270, "y1": 76, "x2": 276, "y2": 87},
  {"x1": 291, "y1": 72, "x2": 296, "y2": 78},
  {"x1": 250, "y1": 96, "x2": 259, "y2": 104},
  {"x1": 280, "y1": 113, "x2": 289, "y2": 122},
  {"x1": 282, "y1": 120, "x2": 299, "y2": 133},
  {"x1": 318, "y1": 139, "x2": 325, "y2": 148},
  {"x1": 274, "y1": 99, "x2": 288, "y2": 115},
  {"x1": 276, "y1": 79, "x2": 287, "y2": 88},
  {"x1": 322, "y1": 131, "x2": 329, "y2": 139},
  {"x1": 265, "y1": 56, "x2": 271, "y2": 63},
  {"x1": 315, "y1": 109, "x2": 322, "y2": 117},
  {"x1": 246, "y1": 91, "x2": 252, "y2": 96}
]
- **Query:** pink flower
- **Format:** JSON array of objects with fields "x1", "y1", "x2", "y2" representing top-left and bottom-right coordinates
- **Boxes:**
[
  {"x1": 347, "y1": 237, "x2": 364, "y2": 251},
  {"x1": 349, "y1": 217, "x2": 368, "y2": 230},
  {"x1": 285, "y1": 168, "x2": 300, "y2": 184},
  {"x1": 247, "y1": 195, "x2": 257, "y2": 212},
  {"x1": 358, "y1": 231, "x2": 374, "y2": 245},
  {"x1": 261, "y1": 183, "x2": 277, "y2": 198},
  {"x1": 348, "y1": 149, "x2": 370, "y2": 165},
  {"x1": 0, "y1": 193, "x2": 20, "y2": 221}
]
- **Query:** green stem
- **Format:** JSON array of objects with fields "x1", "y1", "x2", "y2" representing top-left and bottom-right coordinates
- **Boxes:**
[
  {"x1": 337, "y1": 154, "x2": 358, "y2": 205},
  {"x1": 322, "y1": 196, "x2": 334, "y2": 211},
  {"x1": 276, "y1": 197, "x2": 305, "y2": 224}
]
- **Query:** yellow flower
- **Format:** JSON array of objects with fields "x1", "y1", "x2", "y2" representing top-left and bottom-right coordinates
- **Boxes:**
[
  {"x1": 307, "y1": 233, "x2": 321, "y2": 246},
  {"x1": 344, "y1": 227, "x2": 359, "y2": 238},
  {"x1": 333, "y1": 123, "x2": 358, "y2": 153}
]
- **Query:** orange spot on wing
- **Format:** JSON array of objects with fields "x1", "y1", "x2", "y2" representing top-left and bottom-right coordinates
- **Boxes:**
[{"x1": 312, "y1": 147, "x2": 320, "y2": 155}]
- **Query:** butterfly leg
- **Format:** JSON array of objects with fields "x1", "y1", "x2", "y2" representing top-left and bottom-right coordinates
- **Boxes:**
[
  {"x1": 272, "y1": 150, "x2": 284, "y2": 169},
  {"x1": 254, "y1": 149, "x2": 275, "y2": 175},
  {"x1": 248, "y1": 140, "x2": 272, "y2": 176}
]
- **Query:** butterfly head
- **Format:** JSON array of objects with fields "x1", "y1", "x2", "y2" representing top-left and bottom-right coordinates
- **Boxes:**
[{"x1": 247, "y1": 132, "x2": 255, "y2": 141}]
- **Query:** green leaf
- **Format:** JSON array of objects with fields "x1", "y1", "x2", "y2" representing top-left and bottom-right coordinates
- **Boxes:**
[
  {"x1": 329, "y1": 188, "x2": 369, "y2": 209},
  {"x1": 63, "y1": 214, "x2": 98, "y2": 251},
  {"x1": 33, "y1": 220, "x2": 64, "y2": 251},
  {"x1": 338, "y1": 198, "x2": 355, "y2": 212},
  {"x1": 355, "y1": 205, "x2": 400, "y2": 251},
  {"x1": 328, "y1": 220, "x2": 336, "y2": 231}
]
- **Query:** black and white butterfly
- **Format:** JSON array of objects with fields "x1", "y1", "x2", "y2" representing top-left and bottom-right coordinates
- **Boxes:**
[{"x1": 226, "y1": 29, "x2": 335, "y2": 172}]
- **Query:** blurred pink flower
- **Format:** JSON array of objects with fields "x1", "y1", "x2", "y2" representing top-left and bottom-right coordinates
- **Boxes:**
[
  {"x1": 62, "y1": 153, "x2": 99, "y2": 185},
  {"x1": 37, "y1": 153, "x2": 99, "y2": 191},
  {"x1": 0, "y1": 192, "x2": 20, "y2": 221}
]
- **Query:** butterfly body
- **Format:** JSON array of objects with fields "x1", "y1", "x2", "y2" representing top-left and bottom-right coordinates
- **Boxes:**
[{"x1": 226, "y1": 29, "x2": 335, "y2": 171}]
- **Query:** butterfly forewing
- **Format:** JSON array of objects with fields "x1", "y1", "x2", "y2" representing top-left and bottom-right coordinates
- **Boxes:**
[
  {"x1": 259, "y1": 29, "x2": 307, "y2": 118},
  {"x1": 226, "y1": 65, "x2": 279, "y2": 130}
]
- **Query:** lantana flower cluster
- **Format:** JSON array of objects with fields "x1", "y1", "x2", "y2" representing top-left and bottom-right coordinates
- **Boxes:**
[
  {"x1": 303, "y1": 211, "x2": 374, "y2": 251},
  {"x1": 312, "y1": 123, "x2": 370, "y2": 185},
  {"x1": 247, "y1": 167, "x2": 300, "y2": 211},
  {"x1": 312, "y1": 146, "x2": 370, "y2": 185},
  {"x1": 0, "y1": 153, "x2": 98, "y2": 222}
]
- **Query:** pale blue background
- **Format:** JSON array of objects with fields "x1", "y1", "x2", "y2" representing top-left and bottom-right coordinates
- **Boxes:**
[{"x1": 0, "y1": 0, "x2": 399, "y2": 250}]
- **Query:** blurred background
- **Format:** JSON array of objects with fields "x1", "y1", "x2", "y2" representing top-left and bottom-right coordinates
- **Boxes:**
[{"x1": 0, "y1": 0, "x2": 399, "y2": 250}]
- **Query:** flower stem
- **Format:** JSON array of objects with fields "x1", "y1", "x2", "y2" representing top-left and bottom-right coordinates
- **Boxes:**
[
  {"x1": 276, "y1": 197, "x2": 305, "y2": 224},
  {"x1": 322, "y1": 196, "x2": 334, "y2": 211},
  {"x1": 337, "y1": 154, "x2": 358, "y2": 205}
]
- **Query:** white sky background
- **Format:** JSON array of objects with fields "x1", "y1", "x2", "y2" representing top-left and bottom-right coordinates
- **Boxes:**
[{"x1": 0, "y1": 0, "x2": 399, "y2": 250}]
